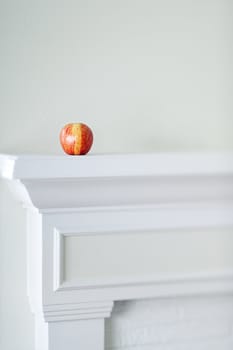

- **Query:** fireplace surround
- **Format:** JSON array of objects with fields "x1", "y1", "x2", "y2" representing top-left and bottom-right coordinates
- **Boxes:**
[{"x1": 1, "y1": 152, "x2": 233, "y2": 350}]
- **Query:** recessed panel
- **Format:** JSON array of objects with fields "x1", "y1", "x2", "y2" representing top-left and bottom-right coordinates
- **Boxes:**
[{"x1": 62, "y1": 229, "x2": 233, "y2": 286}]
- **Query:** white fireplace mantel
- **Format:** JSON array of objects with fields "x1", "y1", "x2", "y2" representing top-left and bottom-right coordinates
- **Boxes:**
[{"x1": 1, "y1": 152, "x2": 233, "y2": 350}]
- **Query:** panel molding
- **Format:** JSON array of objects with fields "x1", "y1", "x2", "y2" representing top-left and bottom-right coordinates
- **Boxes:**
[{"x1": 52, "y1": 226, "x2": 233, "y2": 296}]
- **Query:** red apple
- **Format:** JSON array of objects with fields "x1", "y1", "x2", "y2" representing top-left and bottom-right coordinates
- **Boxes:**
[{"x1": 60, "y1": 123, "x2": 93, "y2": 155}]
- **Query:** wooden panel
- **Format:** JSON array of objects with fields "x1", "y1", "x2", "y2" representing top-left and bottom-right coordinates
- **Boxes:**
[{"x1": 61, "y1": 229, "x2": 233, "y2": 288}]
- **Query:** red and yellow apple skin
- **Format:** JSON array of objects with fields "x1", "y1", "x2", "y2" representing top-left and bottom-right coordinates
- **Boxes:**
[{"x1": 60, "y1": 123, "x2": 93, "y2": 155}]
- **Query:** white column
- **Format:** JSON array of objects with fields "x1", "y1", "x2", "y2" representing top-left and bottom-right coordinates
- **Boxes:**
[
  {"x1": 49, "y1": 319, "x2": 105, "y2": 350},
  {"x1": 35, "y1": 315, "x2": 49, "y2": 350},
  {"x1": 35, "y1": 316, "x2": 105, "y2": 350}
]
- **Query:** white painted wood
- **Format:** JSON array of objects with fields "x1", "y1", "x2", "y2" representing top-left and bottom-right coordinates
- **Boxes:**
[
  {"x1": 60, "y1": 229, "x2": 233, "y2": 288},
  {"x1": 0, "y1": 153, "x2": 233, "y2": 211},
  {"x1": 49, "y1": 319, "x2": 104, "y2": 350},
  {"x1": 35, "y1": 316, "x2": 104, "y2": 350},
  {"x1": 27, "y1": 209, "x2": 42, "y2": 313},
  {"x1": 43, "y1": 301, "x2": 114, "y2": 322},
  {"x1": 1, "y1": 153, "x2": 233, "y2": 180},
  {"x1": 1, "y1": 153, "x2": 233, "y2": 350},
  {"x1": 35, "y1": 315, "x2": 48, "y2": 350}
]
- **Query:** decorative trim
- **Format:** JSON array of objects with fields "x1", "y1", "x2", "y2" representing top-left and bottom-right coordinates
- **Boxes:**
[
  {"x1": 43, "y1": 301, "x2": 114, "y2": 322},
  {"x1": 1, "y1": 153, "x2": 233, "y2": 211},
  {"x1": 56, "y1": 271, "x2": 233, "y2": 294},
  {"x1": 52, "y1": 228, "x2": 233, "y2": 296},
  {"x1": 53, "y1": 229, "x2": 64, "y2": 291},
  {"x1": 50, "y1": 200, "x2": 233, "y2": 242},
  {"x1": 21, "y1": 175, "x2": 233, "y2": 210}
]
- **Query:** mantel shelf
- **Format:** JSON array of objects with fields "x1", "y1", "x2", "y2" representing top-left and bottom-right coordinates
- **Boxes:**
[
  {"x1": 1, "y1": 152, "x2": 233, "y2": 213},
  {"x1": 1, "y1": 152, "x2": 233, "y2": 180}
]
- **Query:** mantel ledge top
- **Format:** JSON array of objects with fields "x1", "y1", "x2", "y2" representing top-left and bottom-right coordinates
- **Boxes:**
[{"x1": 0, "y1": 152, "x2": 233, "y2": 181}]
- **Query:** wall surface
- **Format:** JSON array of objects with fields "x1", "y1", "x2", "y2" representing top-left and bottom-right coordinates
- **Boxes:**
[
  {"x1": 0, "y1": 181, "x2": 34, "y2": 350},
  {"x1": 0, "y1": 0, "x2": 233, "y2": 349},
  {"x1": 0, "y1": 0, "x2": 233, "y2": 155}
]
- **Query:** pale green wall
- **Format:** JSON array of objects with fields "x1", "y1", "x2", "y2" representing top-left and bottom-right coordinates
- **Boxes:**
[
  {"x1": 0, "y1": 0, "x2": 233, "y2": 155},
  {"x1": 0, "y1": 1, "x2": 232, "y2": 349}
]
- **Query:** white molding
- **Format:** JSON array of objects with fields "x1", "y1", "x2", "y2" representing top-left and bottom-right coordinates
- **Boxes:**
[
  {"x1": 1, "y1": 152, "x2": 233, "y2": 179},
  {"x1": 41, "y1": 201, "x2": 233, "y2": 239},
  {"x1": 8, "y1": 175, "x2": 233, "y2": 211},
  {"x1": 40, "y1": 201, "x2": 233, "y2": 214},
  {"x1": 0, "y1": 153, "x2": 233, "y2": 211},
  {"x1": 1, "y1": 153, "x2": 233, "y2": 350},
  {"x1": 53, "y1": 229, "x2": 64, "y2": 292},
  {"x1": 39, "y1": 208, "x2": 233, "y2": 314},
  {"x1": 52, "y1": 227, "x2": 233, "y2": 296},
  {"x1": 57, "y1": 270, "x2": 233, "y2": 297},
  {"x1": 43, "y1": 301, "x2": 114, "y2": 322}
]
